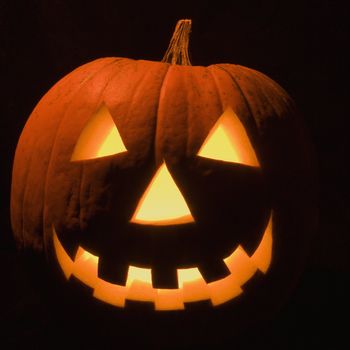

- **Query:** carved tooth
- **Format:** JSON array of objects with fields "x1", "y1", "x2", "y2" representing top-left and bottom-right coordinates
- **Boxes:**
[
  {"x1": 72, "y1": 247, "x2": 99, "y2": 288},
  {"x1": 177, "y1": 268, "x2": 210, "y2": 303},
  {"x1": 93, "y1": 278, "x2": 127, "y2": 308},
  {"x1": 53, "y1": 211, "x2": 273, "y2": 310},
  {"x1": 53, "y1": 229, "x2": 74, "y2": 279},
  {"x1": 154, "y1": 289, "x2": 185, "y2": 311},
  {"x1": 208, "y1": 274, "x2": 243, "y2": 306},
  {"x1": 223, "y1": 246, "x2": 256, "y2": 287},
  {"x1": 250, "y1": 214, "x2": 273, "y2": 273},
  {"x1": 125, "y1": 266, "x2": 157, "y2": 302}
]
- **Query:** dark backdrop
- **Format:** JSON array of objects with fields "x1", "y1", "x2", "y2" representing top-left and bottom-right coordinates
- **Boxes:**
[{"x1": 0, "y1": 0, "x2": 348, "y2": 348}]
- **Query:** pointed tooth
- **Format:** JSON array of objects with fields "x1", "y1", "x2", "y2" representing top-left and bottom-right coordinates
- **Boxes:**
[
  {"x1": 53, "y1": 230, "x2": 74, "y2": 279},
  {"x1": 208, "y1": 274, "x2": 243, "y2": 306},
  {"x1": 223, "y1": 246, "x2": 256, "y2": 286},
  {"x1": 250, "y1": 214, "x2": 273, "y2": 273},
  {"x1": 125, "y1": 266, "x2": 157, "y2": 303},
  {"x1": 93, "y1": 278, "x2": 127, "y2": 307},
  {"x1": 177, "y1": 267, "x2": 210, "y2": 303},
  {"x1": 71, "y1": 247, "x2": 99, "y2": 288},
  {"x1": 155, "y1": 289, "x2": 185, "y2": 311}
]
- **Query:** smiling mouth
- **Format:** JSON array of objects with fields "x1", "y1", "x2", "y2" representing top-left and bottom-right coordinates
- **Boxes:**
[{"x1": 53, "y1": 213, "x2": 272, "y2": 311}]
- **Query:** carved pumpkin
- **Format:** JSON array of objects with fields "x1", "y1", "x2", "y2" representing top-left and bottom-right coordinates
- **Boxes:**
[{"x1": 11, "y1": 20, "x2": 316, "y2": 313}]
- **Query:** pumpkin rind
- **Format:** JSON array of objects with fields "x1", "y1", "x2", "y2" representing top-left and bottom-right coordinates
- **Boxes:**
[
  {"x1": 11, "y1": 57, "x2": 316, "y2": 315},
  {"x1": 12, "y1": 58, "x2": 301, "y2": 251}
]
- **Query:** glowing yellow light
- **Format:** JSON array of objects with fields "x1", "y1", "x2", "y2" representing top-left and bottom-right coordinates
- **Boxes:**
[
  {"x1": 126, "y1": 266, "x2": 153, "y2": 287},
  {"x1": 208, "y1": 275, "x2": 242, "y2": 306},
  {"x1": 177, "y1": 267, "x2": 203, "y2": 288},
  {"x1": 130, "y1": 162, "x2": 194, "y2": 225},
  {"x1": 71, "y1": 104, "x2": 127, "y2": 161},
  {"x1": 72, "y1": 247, "x2": 99, "y2": 288},
  {"x1": 178, "y1": 268, "x2": 210, "y2": 302},
  {"x1": 155, "y1": 289, "x2": 185, "y2": 311},
  {"x1": 250, "y1": 215, "x2": 273, "y2": 273},
  {"x1": 53, "y1": 228, "x2": 74, "y2": 279},
  {"x1": 52, "y1": 212, "x2": 273, "y2": 310},
  {"x1": 93, "y1": 279, "x2": 127, "y2": 308},
  {"x1": 223, "y1": 246, "x2": 256, "y2": 286},
  {"x1": 198, "y1": 107, "x2": 259, "y2": 167},
  {"x1": 199, "y1": 124, "x2": 239, "y2": 162},
  {"x1": 125, "y1": 266, "x2": 157, "y2": 302}
]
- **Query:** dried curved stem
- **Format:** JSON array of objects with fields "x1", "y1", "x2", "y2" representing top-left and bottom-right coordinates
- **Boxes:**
[{"x1": 162, "y1": 19, "x2": 192, "y2": 66}]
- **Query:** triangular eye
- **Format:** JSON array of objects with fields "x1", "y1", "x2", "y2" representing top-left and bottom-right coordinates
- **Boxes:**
[
  {"x1": 71, "y1": 104, "x2": 127, "y2": 161},
  {"x1": 197, "y1": 108, "x2": 259, "y2": 167}
]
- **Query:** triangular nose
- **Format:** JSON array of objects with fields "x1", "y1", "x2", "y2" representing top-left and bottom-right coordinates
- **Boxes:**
[{"x1": 130, "y1": 162, "x2": 194, "y2": 226}]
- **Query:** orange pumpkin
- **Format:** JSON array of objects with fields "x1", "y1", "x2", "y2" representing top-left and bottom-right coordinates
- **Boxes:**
[{"x1": 11, "y1": 20, "x2": 316, "y2": 313}]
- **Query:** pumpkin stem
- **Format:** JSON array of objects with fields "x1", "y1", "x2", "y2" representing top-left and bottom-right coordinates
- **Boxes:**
[{"x1": 162, "y1": 19, "x2": 192, "y2": 66}]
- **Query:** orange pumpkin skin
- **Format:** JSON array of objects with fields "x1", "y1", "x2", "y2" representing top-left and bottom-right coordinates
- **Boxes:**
[{"x1": 11, "y1": 57, "x2": 316, "y2": 316}]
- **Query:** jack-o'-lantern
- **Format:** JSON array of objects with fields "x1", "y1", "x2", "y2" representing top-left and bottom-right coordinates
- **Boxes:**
[{"x1": 11, "y1": 20, "x2": 316, "y2": 315}]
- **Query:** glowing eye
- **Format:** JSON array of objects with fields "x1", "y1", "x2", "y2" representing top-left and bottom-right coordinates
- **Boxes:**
[
  {"x1": 71, "y1": 104, "x2": 127, "y2": 161},
  {"x1": 197, "y1": 108, "x2": 260, "y2": 167}
]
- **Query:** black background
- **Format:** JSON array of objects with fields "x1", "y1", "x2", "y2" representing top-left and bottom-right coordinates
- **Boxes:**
[{"x1": 0, "y1": 0, "x2": 348, "y2": 348}]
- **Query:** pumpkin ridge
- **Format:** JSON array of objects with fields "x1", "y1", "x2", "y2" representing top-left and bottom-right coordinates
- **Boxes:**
[
  {"x1": 154, "y1": 64, "x2": 172, "y2": 163},
  {"x1": 184, "y1": 69, "x2": 190, "y2": 158},
  {"x1": 238, "y1": 66, "x2": 296, "y2": 117},
  {"x1": 17, "y1": 104, "x2": 49, "y2": 249},
  {"x1": 42, "y1": 58, "x2": 123, "y2": 252},
  {"x1": 206, "y1": 66, "x2": 225, "y2": 112},
  {"x1": 14, "y1": 66, "x2": 95, "y2": 250},
  {"x1": 232, "y1": 66, "x2": 285, "y2": 123},
  {"x1": 77, "y1": 60, "x2": 132, "y2": 235},
  {"x1": 19, "y1": 131, "x2": 36, "y2": 249},
  {"x1": 182, "y1": 66, "x2": 223, "y2": 158},
  {"x1": 18, "y1": 59, "x2": 119, "y2": 250},
  {"x1": 125, "y1": 61, "x2": 162, "y2": 128},
  {"x1": 237, "y1": 65, "x2": 292, "y2": 103},
  {"x1": 215, "y1": 64, "x2": 257, "y2": 130}
]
